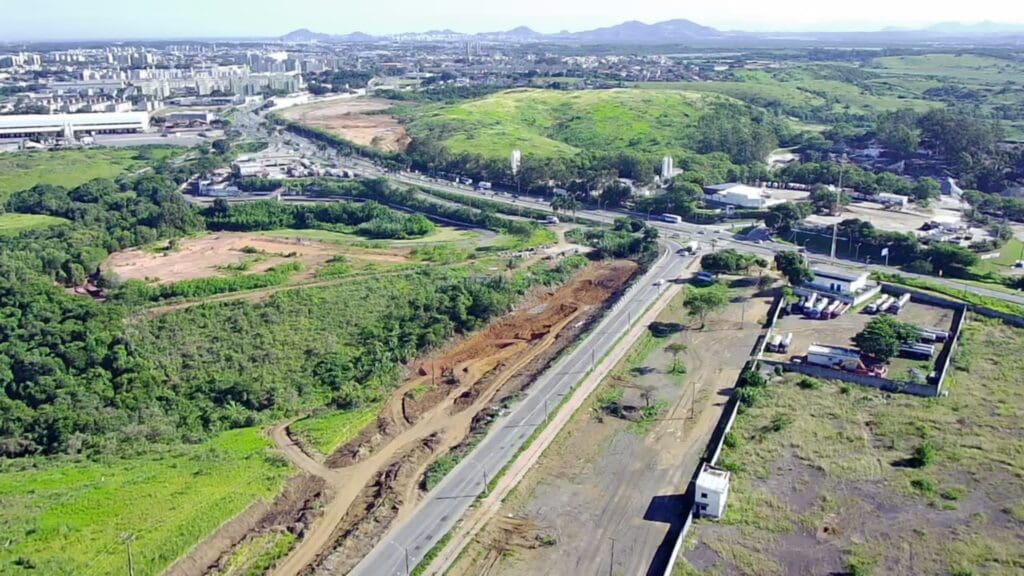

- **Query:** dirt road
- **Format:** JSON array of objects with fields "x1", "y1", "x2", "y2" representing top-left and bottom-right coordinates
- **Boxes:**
[
  {"x1": 444, "y1": 283, "x2": 772, "y2": 576},
  {"x1": 263, "y1": 262, "x2": 636, "y2": 576}
]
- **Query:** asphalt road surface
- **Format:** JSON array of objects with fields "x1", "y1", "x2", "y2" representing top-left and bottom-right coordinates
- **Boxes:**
[{"x1": 349, "y1": 240, "x2": 687, "y2": 576}]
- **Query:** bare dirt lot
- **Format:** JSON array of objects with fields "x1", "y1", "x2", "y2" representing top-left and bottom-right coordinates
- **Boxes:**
[
  {"x1": 447, "y1": 283, "x2": 773, "y2": 576},
  {"x1": 102, "y1": 232, "x2": 411, "y2": 284},
  {"x1": 259, "y1": 261, "x2": 639, "y2": 576},
  {"x1": 279, "y1": 98, "x2": 410, "y2": 152},
  {"x1": 678, "y1": 319, "x2": 1024, "y2": 576}
]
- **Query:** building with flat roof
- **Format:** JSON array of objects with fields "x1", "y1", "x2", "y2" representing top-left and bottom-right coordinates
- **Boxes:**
[
  {"x1": 694, "y1": 463, "x2": 730, "y2": 519},
  {"x1": 0, "y1": 112, "x2": 149, "y2": 139},
  {"x1": 704, "y1": 182, "x2": 787, "y2": 209},
  {"x1": 807, "y1": 265, "x2": 869, "y2": 295}
]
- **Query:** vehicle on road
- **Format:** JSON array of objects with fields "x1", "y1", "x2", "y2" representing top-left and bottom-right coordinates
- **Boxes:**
[{"x1": 661, "y1": 213, "x2": 683, "y2": 224}]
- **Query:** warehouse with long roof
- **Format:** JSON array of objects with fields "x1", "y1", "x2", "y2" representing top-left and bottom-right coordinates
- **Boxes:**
[{"x1": 0, "y1": 111, "x2": 149, "y2": 139}]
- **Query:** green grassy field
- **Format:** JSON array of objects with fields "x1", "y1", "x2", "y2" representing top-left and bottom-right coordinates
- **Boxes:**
[
  {"x1": 678, "y1": 319, "x2": 1024, "y2": 575},
  {"x1": 0, "y1": 147, "x2": 180, "y2": 202},
  {"x1": 289, "y1": 405, "x2": 381, "y2": 457},
  {"x1": 401, "y1": 88, "x2": 729, "y2": 160},
  {"x1": 0, "y1": 428, "x2": 290, "y2": 576},
  {"x1": 0, "y1": 213, "x2": 69, "y2": 236},
  {"x1": 870, "y1": 54, "x2": 1024, "y2": 85}
]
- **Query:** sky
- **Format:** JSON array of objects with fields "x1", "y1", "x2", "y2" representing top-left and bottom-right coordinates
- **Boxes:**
[{"x1": 3, "y1": 0, "x2": 1024, "y2": 41}]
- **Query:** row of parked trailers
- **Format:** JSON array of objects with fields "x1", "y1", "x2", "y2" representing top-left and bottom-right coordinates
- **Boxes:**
[
  {"x1": 792, "y1": 292, "x2": 849, "y2": 320},
  {"x1": 865, "y1": 293, "x2": 912, "y2": 315},
  {"x1": 899, "y1": 328, "x2": 951, "y2": 360},
  {"x1": 766, "y1": 332, "x2": 793, "y2": 354}
]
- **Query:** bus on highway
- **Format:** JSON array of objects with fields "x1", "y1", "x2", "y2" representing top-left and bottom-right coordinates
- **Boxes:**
[{"x1": 661, "y1": 213, "x2": 683, "y2": 224}]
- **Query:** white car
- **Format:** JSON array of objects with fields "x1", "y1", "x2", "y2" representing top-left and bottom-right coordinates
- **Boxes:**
[{"x1": 654, "y1": 279, "x2": 666, "y2": 287}]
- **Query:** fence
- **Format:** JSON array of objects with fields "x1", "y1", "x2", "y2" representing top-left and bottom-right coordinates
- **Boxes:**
[{"x1": 660, "y1": 360, "x2": 756, "y2": 576}]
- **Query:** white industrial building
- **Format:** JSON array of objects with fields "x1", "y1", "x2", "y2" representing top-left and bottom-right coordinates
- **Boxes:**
[
  {"x1": 704, "y1": 183, "x2": 787, "y2": 209},
  {"x1": 806, "y1": 265, "x2": 869, "y2": 295},
  {"x1": 0, "y1": 111, "x2": 149, "y2": 139},
  {"x1": 694, "y1": 463, "x2": 730, "y2": 520}
]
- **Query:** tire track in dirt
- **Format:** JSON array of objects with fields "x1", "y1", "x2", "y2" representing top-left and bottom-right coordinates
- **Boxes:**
[{"x1": 264, "y1": 261, "x2": 637, "y2": 576}]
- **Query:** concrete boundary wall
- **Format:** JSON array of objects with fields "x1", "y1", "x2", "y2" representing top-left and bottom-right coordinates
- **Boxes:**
[
  {"x1": 660, "y1": 360, "x2": 754, "y2": 576},
  {"x1": 762, "y1": 360, "x2": 939, "y2": 397}
]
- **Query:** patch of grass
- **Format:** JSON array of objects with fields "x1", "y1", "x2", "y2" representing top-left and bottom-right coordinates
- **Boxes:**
[
  {"x1": 0, "y1": 428, "x2": 290, "y2": 576},
  {"x1": 0, "y1": 213, "x2": 69, "y2": 236},
  {"x1": 257, "y1": 225, "x2": 476, "y2": 246},
  {"x1": 211, "y1": 531, "x2": 296, "y2": 576},
  {"x1": 0, "y1": 147, "x2": 179, "y2": 202},
  {"x1": 289, "y1": 405, "x2": 380, "y2": 457},
  {"x1": 681, "y1": 318, "x2": 1024, "y2": 575},
  {"x1": 422, "y1": 453, "x2": 460, "y2": 491}
]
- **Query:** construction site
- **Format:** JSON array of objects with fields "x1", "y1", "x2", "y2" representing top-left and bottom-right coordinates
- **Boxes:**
[{"x1": 176, "y1": 260, "x2": 639, "y2": 576}]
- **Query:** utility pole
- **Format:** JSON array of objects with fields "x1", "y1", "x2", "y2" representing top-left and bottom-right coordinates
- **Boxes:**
[
  {"x1": 120, "y1": 533, "x2": 135, "y2": 576},
  {"x1": 609, "y1": 537, "x2": 616, "y2": 576},
  {"x1": 831, "y1": 159, "x2": 844, "y2": 261}
]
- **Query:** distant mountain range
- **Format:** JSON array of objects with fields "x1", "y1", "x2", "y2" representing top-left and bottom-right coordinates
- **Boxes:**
[{"x1": 279, "y1": 18, "x2": 1024, "y2": 45}]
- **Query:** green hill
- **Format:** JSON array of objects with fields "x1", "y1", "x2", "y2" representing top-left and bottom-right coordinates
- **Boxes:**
[{"x1": 402, "y1": 88, "x2": 763, "y2": 162}]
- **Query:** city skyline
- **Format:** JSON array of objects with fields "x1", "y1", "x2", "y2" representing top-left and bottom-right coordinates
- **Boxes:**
[{"x1": 3, "y1": 0, "x2": 1024, "y2": 41}]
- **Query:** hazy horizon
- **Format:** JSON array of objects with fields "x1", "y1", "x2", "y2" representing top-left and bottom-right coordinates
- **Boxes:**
[{"x1": 3, "y1": 0, "x2": 1024, "y2": 42}]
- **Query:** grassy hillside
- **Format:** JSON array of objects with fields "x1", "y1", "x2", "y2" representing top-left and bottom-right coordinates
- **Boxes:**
[
  {"x1": 0, "y1": 147, "x2": 180, "y2": 203},
  {"x1": 401, "y1": 88, "x2": 732, "y2": 160},
  {"x1": 0, "y1": 428, "x2": 289, "y2": 576}
]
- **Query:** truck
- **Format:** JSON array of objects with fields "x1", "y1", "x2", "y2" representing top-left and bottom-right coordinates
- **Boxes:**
[
  {"x1": 476, "y1": 181, "x2": 492, "y2": 191},
  {"x1": 887, "y1": 293, "x2": 911, "y2": 314},
  {"x1": 661, "y1": 213, "x2": 683, "y2": 224},
  {"x1": 900, "y1": 343, "x2": 936, "y2": 360},
  {"x1": 677, "y1": 241, "x2": 699, "y2": 255},
  {"x1": 458, "y1": 176, "x2": 473, "y2": 186},
  {"x1": 767, "y1": 334, "x2": 784, "y2": 352},
  {"x1": 779, "y1": 332, "x2": 793, "y2": 353},
  {"x1": 865, "y1": 295, "x2": 887, "y2": 314},
  {"x1": 918, "y1": 329, "x2": 950, "y2": 343}
]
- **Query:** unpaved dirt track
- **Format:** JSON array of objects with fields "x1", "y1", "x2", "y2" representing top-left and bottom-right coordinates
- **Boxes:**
[{"x1": 266, "y1": 261, "x2": 637, "y2": 576}]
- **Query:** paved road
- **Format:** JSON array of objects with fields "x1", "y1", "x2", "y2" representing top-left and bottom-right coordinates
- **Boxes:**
[{"x1": 349, "y1": 240, "x2": 687, "y2": 576}]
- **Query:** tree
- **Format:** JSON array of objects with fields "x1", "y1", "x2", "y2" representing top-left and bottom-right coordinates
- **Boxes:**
[
  {"x1": 599, "y1": 181, "x2": 632, "y2": 208},
  {"x1": 774, "y1": 251, "x2": 813, "y2": 285},
  {"x1": 923, "y1": 242, "x2": 979, "y2": 277},
  {"x1": 664, "y1": 342, "x2": 687, "y2": 374},
  {"x1": 211, "y1": 139, "x2": 232, "y2": 156},
  {"x1": 550, "y1": 195, "x2": 581, "y2": 221},
  {"x1": 701, "y1": 249, "x2": 766, "y2": 274},
  {"x1": 684, "y1": 284, "x2": 730, "y2": 328},
  {"x1": 765, "y1": 202, "x2": 811, "y2": 234},
  {"x1": 911, "y1": 177, "x2": 941, "y2": 201},
  {"x1": 853, "y1": 315, "x2": 919, "y2": 362},
  {"x1": 809, "y1": 185, "x2": 850, "y2": 215}
]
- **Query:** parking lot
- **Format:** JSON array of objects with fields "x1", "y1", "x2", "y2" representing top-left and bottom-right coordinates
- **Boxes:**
[{"x1": 766, "y1": 297, "x2": 956, "y2": 361}]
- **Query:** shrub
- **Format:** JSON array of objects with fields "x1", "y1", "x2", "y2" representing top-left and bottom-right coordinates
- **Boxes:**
[
  {"x1": 797, "y1": 377, "x2": 823, "y2": 390},
  {"x1": 914, "y1": 441, "x2": 937, "y2": 467},
  {"x1": 911, "y1": 477, "x2": 936, "y2": 496}
]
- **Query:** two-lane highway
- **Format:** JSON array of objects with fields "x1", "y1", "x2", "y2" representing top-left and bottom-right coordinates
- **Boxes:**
[{"x1": 349, "y1": 240, "x2": 688, "y2": 576}]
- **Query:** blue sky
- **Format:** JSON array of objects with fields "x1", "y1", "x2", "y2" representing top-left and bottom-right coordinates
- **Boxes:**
[{"x1": 3, "y1": 0, "x2": 1023, "y2": 40}]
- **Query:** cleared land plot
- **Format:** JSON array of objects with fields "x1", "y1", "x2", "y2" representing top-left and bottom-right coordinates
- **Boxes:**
[
  {"x1": 280, "y1": 98, "x2": 410, "y2": 152},
  {"x1": 678, "y1": 319, "x2": 1024, "y2": 576},
  {"x1": 448, "y1": 283, "x2": 773, "y2": 576},
  {"x1": 103, "y1": 232, "x2": 415, "y2": 285},
  {"x1": 0, "y1": 147, "x2": 179, "y2": 202},
  {"x1": 0, "y1": 213, "x2": 69, "y2": 236},
  {"x1": 803, "y1": 201, "x2": 972, "y2": 236},
  {"x1": 271, "y1": 261, "x2": 638, "y2": 576},
  {"x1": 0, "y1": 428, "x2": 290, "y2": 576}
]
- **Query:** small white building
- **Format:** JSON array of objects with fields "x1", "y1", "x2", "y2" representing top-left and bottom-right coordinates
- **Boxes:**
[
  {"x1": 806, "y1": 265, "x2": 869, "y2": 295},
  {"x1": 694, "y1": 463, "x2": 730, "y2": 520}
]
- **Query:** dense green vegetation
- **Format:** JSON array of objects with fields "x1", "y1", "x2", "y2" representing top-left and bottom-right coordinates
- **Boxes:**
[
  {"x1": 700, "y1": 250, "x2": 768, "y2": 274},
  {"x1": 114, "y1": 262, "x2": 305, "y2": 304},
  {"x1": 202, "y1": 197, "x2": 436, "y2": 239},
  {"x1": 0, "y1": 427, "x2": 289, "y2": 576},
  {"x1": 566, "y1": 217, "x2": 660, "y2": 262}
]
